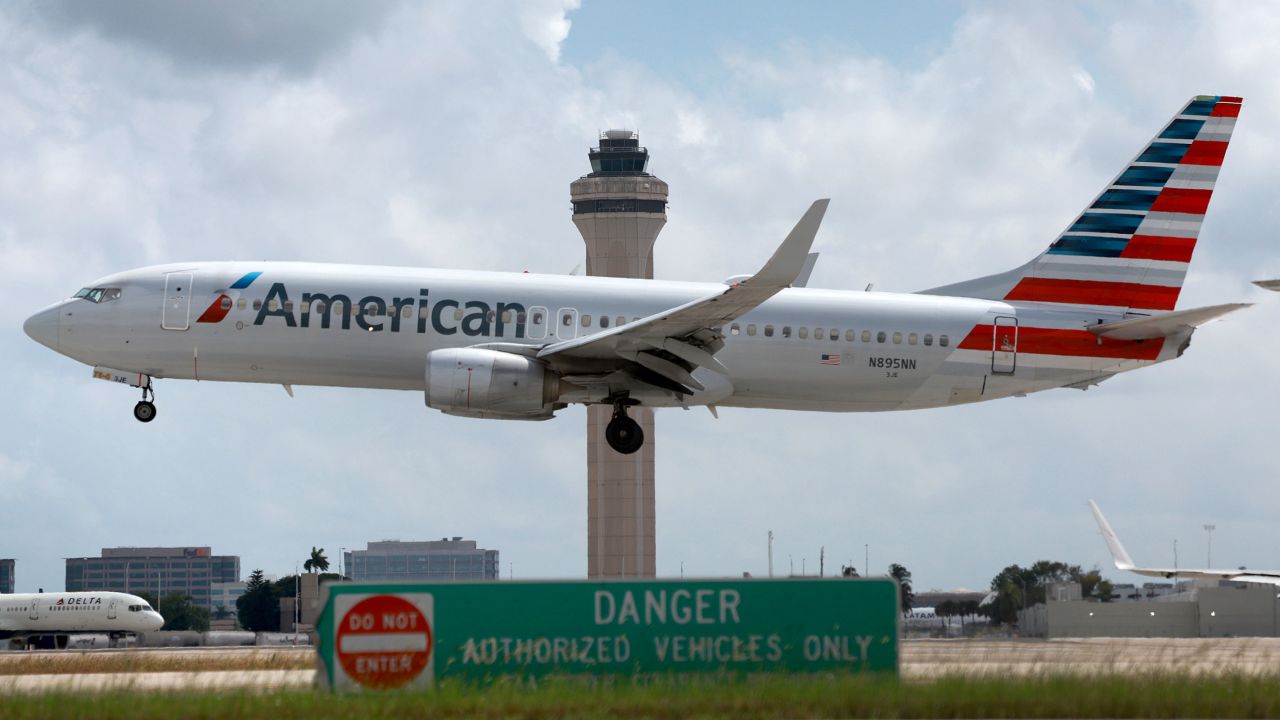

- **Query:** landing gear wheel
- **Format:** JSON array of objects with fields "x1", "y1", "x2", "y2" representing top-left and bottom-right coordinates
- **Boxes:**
[
  {"x1": 605, "y1": 413, "x2": 644, "y2": 455},
  {"x1": 133, "y1": 401, "x2": 156, "y2": 423}
]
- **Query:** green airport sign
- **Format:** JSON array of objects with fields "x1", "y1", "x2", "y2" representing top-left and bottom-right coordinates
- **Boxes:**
[{"x1": 315, "y1": 577, "x2": 899, "y2": 690}]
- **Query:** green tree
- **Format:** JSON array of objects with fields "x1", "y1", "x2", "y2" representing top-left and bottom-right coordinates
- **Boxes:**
[
  {"x1": 888, "y1": 563, "x2": 914, "y2": 613},
  {"x1": 236, "y1": 569, "x2": 280, "y2": 632},
  {"x1": 304, "y1": 547, "x2": 330, "y2": 574},
  {"x1": 986, "y1": 561, "x2": 1114, "y2": 624},
  {"x1": 158, "y1": 592, "x2": 210, "y2": 632},
  {"x1": 841, "y1": 565, "x2": 860, "y2": 578}
]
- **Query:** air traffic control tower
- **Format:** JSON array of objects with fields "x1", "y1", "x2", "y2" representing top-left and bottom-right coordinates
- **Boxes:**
[{"x1": 570, "y1": 130, "x2": 668, "y2": 578}]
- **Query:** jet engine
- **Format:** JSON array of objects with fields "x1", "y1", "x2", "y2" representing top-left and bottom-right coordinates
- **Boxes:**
[{"x1": 424, "y1": 348, "x2": 561, "y2": 420}]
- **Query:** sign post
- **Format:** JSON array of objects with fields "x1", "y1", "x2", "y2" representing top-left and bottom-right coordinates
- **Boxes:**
[{"x1": 316, "y1": 577, "x2": 898, "y2": 690}]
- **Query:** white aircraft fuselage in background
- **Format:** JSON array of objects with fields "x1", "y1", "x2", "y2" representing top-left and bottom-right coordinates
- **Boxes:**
[
  {"x1": 22, "y1": 96, "x2": 1249, "y2": 454},
  {"x1": 0, "y1": 592, "x2": 163, "y2": 639}
]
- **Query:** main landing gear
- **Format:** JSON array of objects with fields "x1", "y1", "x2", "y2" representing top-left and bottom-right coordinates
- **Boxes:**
[
  {"x1": 133, "y1": 384, "x2": 157, "y2": 423},
  {"x1": 605, "y1": 400, "x2": 644, "y2": 455}
]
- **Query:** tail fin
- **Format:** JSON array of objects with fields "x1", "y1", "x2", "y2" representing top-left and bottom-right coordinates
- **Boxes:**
[
  {"x1": 1087, "y1": 499, "x2": 1136, "y2": 571},
  {"x1": 924, "y1": 95, "x2": 1243, "y2": 313}
]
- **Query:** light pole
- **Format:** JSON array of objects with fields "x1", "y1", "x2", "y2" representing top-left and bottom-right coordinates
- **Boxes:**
[
  {"x1": 1204, "y1": 524, "x2": 1216, "y2": 567},
  {"x1": 767, "y1": 531, "x2": 774, "y2": 578},
  {"x1": 865, "y1": 544, "x2": 869, "y2": 577}
]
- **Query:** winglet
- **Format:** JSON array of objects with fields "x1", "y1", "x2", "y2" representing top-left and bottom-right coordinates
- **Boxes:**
[
  {"x1": 1088, "y1": 499, "x2": 1136, "y2": 571},
  {"x1": 749, "y1": 200, "x2": 829, "y2": 288}
]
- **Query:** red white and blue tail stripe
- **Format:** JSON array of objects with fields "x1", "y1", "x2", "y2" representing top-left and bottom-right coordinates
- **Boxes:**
[{"x1": 926, "y1": 96, "x2": 1241, "y2": 314}]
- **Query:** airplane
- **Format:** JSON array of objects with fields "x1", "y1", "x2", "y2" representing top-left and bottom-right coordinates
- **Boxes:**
[
  {"x1": 24, "y1": 95, "x2": 1248, "y2": 455},
  {"x1": 1088, "y1": 499, "x2": 1280, "y2": 586},
  {"x1": 1254, "y1": 280, "x2": 1280, "y2": 291},
  {"x1": 0, "y1": 591, "x2": 164, "y2": 650}
]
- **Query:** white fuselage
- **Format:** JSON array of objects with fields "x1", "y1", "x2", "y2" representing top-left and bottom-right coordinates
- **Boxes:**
[
  {"x1": 25, "y1": 262, "x2": 1184, "y2": 412},
  {"x1": 0, "y1": 592, "x2": 163, "y2": 636}
]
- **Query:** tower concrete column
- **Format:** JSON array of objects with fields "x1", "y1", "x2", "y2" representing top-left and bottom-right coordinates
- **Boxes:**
[{"x1": 571, "y1": 130, "x2": 668, "y2": 578}]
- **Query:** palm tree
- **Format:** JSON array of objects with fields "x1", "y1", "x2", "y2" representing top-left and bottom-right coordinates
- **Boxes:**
[{"x1": 304, "y1": 546, "x2": 330, "y2": 574}]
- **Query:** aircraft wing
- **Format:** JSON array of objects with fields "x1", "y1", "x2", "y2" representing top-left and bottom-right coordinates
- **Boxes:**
[
  {"x1": 1088, "y1": 499, "x2": 1280, "y2": 585},
  {"x1": 1254, "y1": 279, "x2": 1280, "y2": 291},
  {"x1": 534, "y1": 200, "x2": 829, "y2": 395},
  {"x1": 1088, "y1": 303, "x2": 1251, "y2": 341}
]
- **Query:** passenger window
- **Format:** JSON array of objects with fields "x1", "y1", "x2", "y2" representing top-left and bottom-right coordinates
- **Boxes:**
[
  {"x1": 830, "y1": 329, "x2": 839, "y2": 341},
  {"x1": 908, "y1": 333, "x2": 918, "y2": 345},
  {"x1": 581, "y1": 314, "x2": 592, "y2": 327},
  {"x1": 924, "y1": 333, "x2": 933, "y2": 346},
  {"x1": 798, "y1": 327, "x2": 809, "y2": 339},
  {"x1": 237, "y1": 298, "x2": 246, "y2": 310},
  {"x1": 764, "y1": 325, "x2": 774, "y2": 337},
  {"x1": 893, "y1": 332, "x2": 902, "y2": 344},
  {"x1": 487, "y1": 310, "x2": 496, "y2": 323},
  {"x1": 730, "y1": 323, "x2": 741, "y2": 336},
  {"x1": 600, "y1": 315, "x2": 609, "y2": 328},
  {"x1": 940, "y1": 334, "x2": 950, "y2": 347},
  {"x1": 403, "y1": 306, "x2": 413, "y2": 319},
  {"x1": 267, "y1": 299, "x2": 279, "y2": 312},
  {"x1": 561, "y1": 313, "x2": 573, "y2": 326},
  {"x1": 814, "y1": 327, "x2": 822, "y2": 339},
  {"x1": 616, "y1": 316, "x2": 626, "y2": 326},
  {"x1": 846, "y1": 330, "x2": 855, "y2": 342},
  {"x1": 862, "y1": 330, "x2": 871, "y2": 343},
  {"x1": 532, "y1": 312, "x2": 544, "y2": 325},
  {"x1": 253, "y1": 299, "x2": 262, "y2": 311},
  {"x1": 782, "y1": 326, "x2": 792, "y2": 338},
  {"x1": 747, "y1": 324, "x2": 756, "y2": 336},
  {"x1": 454, "y1": 308, "x2": 464, "y2": 321},
  {"x1": 284, "y1": 301, "x2": 294, "y2": 313},
  {"x1": 517, "y1": 311, "x2": 527, "y2": 324},
  {"x1": 220, "y1": 297, "x2": 232, "y2": 310},
  {"x1": 877, "y1": 331, "x2": 886, "y2": 343}
]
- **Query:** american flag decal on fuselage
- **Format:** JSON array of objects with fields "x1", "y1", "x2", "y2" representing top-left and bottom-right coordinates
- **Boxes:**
[{"x1": 819, "y1": 353, "x2": 841, "y2": 365}]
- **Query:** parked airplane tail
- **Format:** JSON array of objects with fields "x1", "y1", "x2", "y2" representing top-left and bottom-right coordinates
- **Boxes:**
[{"x1": 923, "y1": 95, "x2": 1243, "y2": 314}]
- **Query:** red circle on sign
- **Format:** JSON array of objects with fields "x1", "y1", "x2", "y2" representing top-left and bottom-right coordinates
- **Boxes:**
[{"x1": 336, "y1": 595, "x2": 433, "y2": 689}]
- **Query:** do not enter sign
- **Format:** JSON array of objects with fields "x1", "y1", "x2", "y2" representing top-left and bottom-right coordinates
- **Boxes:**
[{"x1": 333, "y1": 593, "x2": 434, "y2": 690}]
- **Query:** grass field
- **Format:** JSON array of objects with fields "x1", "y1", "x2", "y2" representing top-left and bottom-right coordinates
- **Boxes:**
[
  {"x1": 0, "y1": 649, "x2": 311, "y2": 676},
  {"x1": 5, "y1": 674, "x2": 1280, "y2": 719}
]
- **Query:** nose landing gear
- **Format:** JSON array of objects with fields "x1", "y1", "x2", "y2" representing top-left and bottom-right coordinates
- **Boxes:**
[
  {"x1": 133, "y1": 384, "x2": 156, "y2": 423},
  {"x1": 604, "y1": 399, "x2": 644, "y2": 455}
]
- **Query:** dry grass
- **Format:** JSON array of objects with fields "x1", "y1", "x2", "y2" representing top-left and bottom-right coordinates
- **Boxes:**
[{"x1": 0, "y1": 648, "x2": 312, "y2": 676}]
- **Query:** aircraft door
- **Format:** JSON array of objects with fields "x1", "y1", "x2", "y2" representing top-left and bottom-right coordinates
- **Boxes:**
[
  {"x1": 992, "y1": 316, "x2": 1017, "y2": 374},
  {"x1": 162, "y1": 272, "x2": 194, "y2": 331},
  {"x1": 107, "y1": 599, "x2": 117, "y2": 620},
  {"x1": 28, "y1": 600, "x2": 37, "y2": 621},
  {"x1": 527, "y1": 306, "x2": 548, "y2": 340},
  {"x1": 556, "y1": 308, "x2": 578, "y2": 340}
]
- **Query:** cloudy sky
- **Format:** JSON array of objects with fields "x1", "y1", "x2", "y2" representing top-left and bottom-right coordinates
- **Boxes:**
[{"x1": 3, "y1": 1, "x2": 1279, "y2": 594}]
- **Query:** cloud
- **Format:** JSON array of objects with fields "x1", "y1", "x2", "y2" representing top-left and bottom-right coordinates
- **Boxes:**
[
  {"x1": 28, "y1": 0, "x2": 404, "y2": 75},
  {"x1": 2, "y1": 2, "x2": 1278, "y2": 594}
]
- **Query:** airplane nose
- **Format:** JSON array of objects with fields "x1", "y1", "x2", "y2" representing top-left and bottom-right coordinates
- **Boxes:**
[
  {"x1": 148, "y1": 612, "x2": 164, "y2": 630},
  {"x1": 23, "y1": 306, "x2": 59, "y2": 352}
]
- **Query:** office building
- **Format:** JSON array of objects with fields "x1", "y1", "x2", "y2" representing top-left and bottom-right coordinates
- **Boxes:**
[
  {"x1": 0, "y1": 559, "x2": 13, "y2": 594},
  {"x1": 65, "y1": 547, "x2": 240, "y2": 608},
  {"x1": 344, "y1": 539, "x2": 498, "y2": 581}
]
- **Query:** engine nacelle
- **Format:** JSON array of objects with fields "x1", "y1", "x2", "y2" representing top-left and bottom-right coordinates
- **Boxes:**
[{"x1": 425, "y1": 348, "x2": 560, "y2": 420}]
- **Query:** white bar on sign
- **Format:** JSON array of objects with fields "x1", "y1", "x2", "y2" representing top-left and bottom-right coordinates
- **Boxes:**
[{"x1": 340, "y1": 633, "x2": 429, "y2": 654}]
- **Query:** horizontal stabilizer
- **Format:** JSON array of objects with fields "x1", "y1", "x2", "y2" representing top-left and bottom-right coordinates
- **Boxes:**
[{"x1": 1089, "y1": 303, "x2": 1250, "y2": 340}]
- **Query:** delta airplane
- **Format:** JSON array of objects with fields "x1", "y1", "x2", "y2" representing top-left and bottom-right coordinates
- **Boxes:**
[
  {"x1": 0, "y1": 591, "x2": 163, "y2": 649},
  {"x1": 1089, "y1": 500, "x2": 1280, "y2": 586},
  {"x1": 24, "y1": 96, "x2": 1248, "y2": 454}
]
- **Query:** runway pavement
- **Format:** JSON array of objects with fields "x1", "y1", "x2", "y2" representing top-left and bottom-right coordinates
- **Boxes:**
[{"x1": 2, "y1": 639, "x2": 1280, "y2": 693}]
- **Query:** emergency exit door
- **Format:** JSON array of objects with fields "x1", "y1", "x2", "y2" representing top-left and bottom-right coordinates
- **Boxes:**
[
  {"x1": 992, "y1": 316, "x2": 1018, "y2": 374},
  {"x1": 162, "y1": 272, "x2": 194, "y2": 331}
]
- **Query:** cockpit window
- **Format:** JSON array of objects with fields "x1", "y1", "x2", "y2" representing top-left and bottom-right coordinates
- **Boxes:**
[{"x1": 73, "y1": 287, "x2": 122, "y2": 304}]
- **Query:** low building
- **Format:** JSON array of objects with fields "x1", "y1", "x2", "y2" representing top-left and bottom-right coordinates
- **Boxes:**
[
  {"x1": 1019, "y1": 585, "x2": 1280, "y2": 638},
  {"x1": 66, "y1": 547, "x2": 240, "y2": 609},
  {"x1": 0, "y1": 559, "x2": 13, "y2": 594},
  {"x1": 344, "y1": 539, "x2": 499, "y2": 582},
  {"x1": 209, "y1": 581, "x2": 247, "y2": 626}
]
